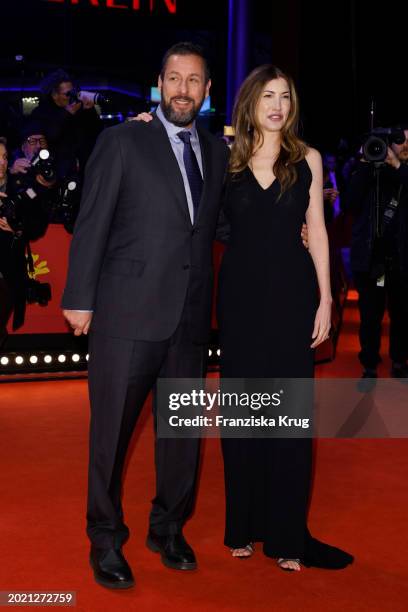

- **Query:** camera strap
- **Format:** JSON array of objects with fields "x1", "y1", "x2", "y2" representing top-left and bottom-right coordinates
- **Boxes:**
[
  {"x1": 26, "y1": 242, "x2": 35, "y2": 276},
  {"x1": 381, "y1": 184, "x2": 402, "y2": 234}
]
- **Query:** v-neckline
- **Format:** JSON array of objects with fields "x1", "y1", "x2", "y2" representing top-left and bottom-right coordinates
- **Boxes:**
[{"x1": 247, "y1": 166, "x2": 278, "y2": 192}]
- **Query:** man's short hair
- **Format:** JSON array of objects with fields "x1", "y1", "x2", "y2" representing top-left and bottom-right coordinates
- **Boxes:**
[
  {"x1": 39, "y1": 68, "x2": 73, "y2": 96},
  {"x1": 0, "y1": 136, "x2": 7, "y2": 147},
  {"x1": 160, "y1": 42, "x2": 210, "y2": 83}
]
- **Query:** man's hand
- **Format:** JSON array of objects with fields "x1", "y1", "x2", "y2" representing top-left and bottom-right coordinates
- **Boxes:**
[
  {"x1": 9, "y1": 158, "x2": 31, "y2": 175},
  {"x1": 63, "y1": 310, "x2": 93, "y2": 336},
  {"x1": 385, "y1": 147, "x2": 401, "y2": 170},
  {"x1": 66, "y1": 101, "x2": 82, "y2": 115},
  {"x1": 127, "y1": 112, "x2": 153, "y2": 123},
  {"x1": 36, "y1": 174, "x2": 56, "y2": 188},
  {"x1": 78, "y1": 91, "x2": 96, "y2": 109},
  {"x1": 301, "y1": 222, "x2": 309, "y2": 249}
]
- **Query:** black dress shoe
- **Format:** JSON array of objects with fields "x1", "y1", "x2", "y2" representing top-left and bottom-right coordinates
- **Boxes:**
[
  {"x1": 146, "y1": 531, "x2": 197, "y2": 570},
  {"x1": 303, "y1": 537, "x2": 354, "y2": 570},
  {"x1": 90, "y1": 546, "x2": 135, "y2": 589}
]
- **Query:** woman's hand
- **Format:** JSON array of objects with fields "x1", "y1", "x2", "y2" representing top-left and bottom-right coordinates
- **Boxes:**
[
  {"x1": 127, "y1": 112, "x2": 153, "y2": 123},
  {"x1": 0, "y1": 216, "x2": 14, "y2": 233},
  {"x1": 311, "y1": 298, "x2": 332, "y2": 348}
]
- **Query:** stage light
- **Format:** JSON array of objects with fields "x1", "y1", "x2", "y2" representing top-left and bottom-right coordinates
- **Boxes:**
[
  {"x1": 1, "y1": 356, "x2": 9, "y2": 366},
  {"x1": 86, "y1": 354, "x2": 89, "y2": 361},
  {"x1": 29, "y1": 355, "x2": 38, "y2": 364},
  {"x1": 44, "y1": 355, "x2": 52, "y2": 364},
  {"x1": 72, "y1": 354, "x2": 80, "y2": 362},
  {"x1": 208, "y1": 349, "x2": 213, "y2": 357},
  {"x1": 15, "y1": 356, "x2": 24, "y2": 365},
  {"x1": 217, "y1": 349, "x2": 221, "y2": 356},
  {"x1": 58, "y1": 354, "x2": 66, "y2": 363}
]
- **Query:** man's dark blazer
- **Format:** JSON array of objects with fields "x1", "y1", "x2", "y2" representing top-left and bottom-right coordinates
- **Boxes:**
[{"x1": 61, "y1": 116, "x2": 229, "y2": 342}]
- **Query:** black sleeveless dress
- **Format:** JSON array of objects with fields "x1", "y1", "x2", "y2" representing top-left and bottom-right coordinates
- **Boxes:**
[{"x1": 217, "y1": 159, "x2": 318, "y2": 559}]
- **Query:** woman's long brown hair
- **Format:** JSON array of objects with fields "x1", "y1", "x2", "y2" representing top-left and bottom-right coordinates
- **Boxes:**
[{"x1": 229, "y1": 65, "x2": 307, "y2": 195}]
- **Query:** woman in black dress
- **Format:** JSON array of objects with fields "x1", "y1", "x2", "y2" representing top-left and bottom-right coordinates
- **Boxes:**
[{"x1": 217, "y1": 65, "x2": 353, "y2": 571}]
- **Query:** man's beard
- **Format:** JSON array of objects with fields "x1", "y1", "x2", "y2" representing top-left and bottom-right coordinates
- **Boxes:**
[{"x1": 160, "y1": 95, "x2": 205, "y2": 127}]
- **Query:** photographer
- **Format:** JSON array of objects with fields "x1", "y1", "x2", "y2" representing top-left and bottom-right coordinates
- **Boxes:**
[
  {"x1": 31, "y1": 69, "x2": 101, "y2": 182},
  {"x1": 10, "y1": 121, "x2": 49, "y2": 177},
  {"x1": 346, "y1": 124, "x2": 408, "y2": 380},
  {"x1": 0, "y1": 136, "x2": 48, "y2": 345},
  {"x1": 9, "y1": 121, "x2": 57, "y2": 190}
]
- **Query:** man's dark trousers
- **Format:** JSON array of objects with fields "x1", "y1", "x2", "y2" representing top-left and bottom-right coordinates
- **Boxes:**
[
  {"x1": 86, "y1": 296, "x2": 205, "y2": 549},
  {"x1": 354, "y1": 267, "x2": 408, "y2": 369}
]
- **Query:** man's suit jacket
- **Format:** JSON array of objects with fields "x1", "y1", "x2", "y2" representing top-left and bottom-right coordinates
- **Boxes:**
[{"x1": 61, "y1": 116, "x2": 229, "y2": 342}]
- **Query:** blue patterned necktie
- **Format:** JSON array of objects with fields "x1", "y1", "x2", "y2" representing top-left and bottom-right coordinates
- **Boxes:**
[{"x1": 177, "y1": 130, "x2": 203, "y2": 221}]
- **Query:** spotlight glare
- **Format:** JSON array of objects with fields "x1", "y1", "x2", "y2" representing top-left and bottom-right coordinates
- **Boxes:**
[
  {"x1": 208, "y1": 349, "x2": 212, "y2": 357},
  {"x1": 217, "y1": 349, "x2": 221, "y2": 356},
  {"x1": 15, "y1": 356, "x2": 24, "y2": 365},
  {"x1": 58, "y1": 354, "x2": 66, "y2": 363},
  {"x1": 86, "y1": 354, "x2": 89, "y2": 361},
  {"x1": 72, "y1": 354, "x2": 80, "y2": 363},
  {"x1": 29, "y1": 355, "x2": 38, "y2": 364},
  {"x1": 44, "y1": 355, "x2": 52, "y2": 364},
  {"x1": 1, "y1": 356, "x2": 9, "y2": 366}
]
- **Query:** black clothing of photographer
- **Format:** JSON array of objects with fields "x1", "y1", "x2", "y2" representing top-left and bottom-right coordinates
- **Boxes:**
[
  {"x1": 10, "y1": 120, "x2": 57, "y2": 205},
  {"x1": 31, "y1": 70, "x2": 101, "y2": 182},
  {"x1": 0, "y1": 137, "x2": 48, "y2": 343},
  {"x1": 345, "y1": 127, "x2": 408, "y2": 378}
]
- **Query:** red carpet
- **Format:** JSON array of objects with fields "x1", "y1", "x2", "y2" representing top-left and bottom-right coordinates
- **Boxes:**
[{"x1": 1, "y1": 295, "x2": 408, "y2": 611}]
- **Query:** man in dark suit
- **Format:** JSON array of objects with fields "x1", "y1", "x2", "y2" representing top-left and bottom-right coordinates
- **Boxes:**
[{"x1": 62, "y1": 42, "x2": 229, "y2": 589}]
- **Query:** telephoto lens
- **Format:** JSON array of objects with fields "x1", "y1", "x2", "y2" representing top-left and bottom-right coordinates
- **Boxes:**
[{"x1": 362, "y1": 127, "x2": 405, "y2": 162}]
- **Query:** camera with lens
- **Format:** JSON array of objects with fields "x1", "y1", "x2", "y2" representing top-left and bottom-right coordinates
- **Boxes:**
[
  {"x1": 66, "y1": 86, "x2": 109, "y2": 107},
  {"x1": 0, "y1": 194, "x2": 22, "y2": 232},
  {"x1": 362, "y1": 127, "x2": 405, "y2": 162},
  {"x1": 13, "y1": 149, "x2": 57, "y2": 193},
  {"x1": 0, "y1": 189, "x2": 38, "y2": 233},
  {"x1": 58, "y1": 177, "x2": 80, "y2": 233},
  {"x1": 1, "y1": 150, "x2": 56, "y2": 232},
  {"x1": 26, "y1": 278, "x2": 51, "y2": 306},
  {"x1": 30, "y1": 149, "x2": 56, "y2": 182}
]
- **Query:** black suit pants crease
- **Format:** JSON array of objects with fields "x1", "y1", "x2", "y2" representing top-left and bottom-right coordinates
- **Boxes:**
[{"x1": 86, "y1": 306, "x2": 206, "y2": 549}]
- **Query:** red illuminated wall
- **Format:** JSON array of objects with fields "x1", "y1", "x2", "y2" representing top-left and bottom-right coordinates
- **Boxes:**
[
  {"x1": 8, "y1": 225, "x2": 72, "y2": 334},
  {"x1": 45, "y1": 0, "x2": 177, "y2": 13},
  {"x1": 8, "y1": 226, "x2": 224, "y2": 335}
]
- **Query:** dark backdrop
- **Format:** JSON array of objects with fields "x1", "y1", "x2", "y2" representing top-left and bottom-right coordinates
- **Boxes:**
[{"x1": 2, "y1": 0, "x2": 407, "y2": 150}]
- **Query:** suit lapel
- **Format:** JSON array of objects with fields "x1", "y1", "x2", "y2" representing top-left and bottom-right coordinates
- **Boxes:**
[{"x1": 148, "y1": 116, "x2": 192, "y2": 225}]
